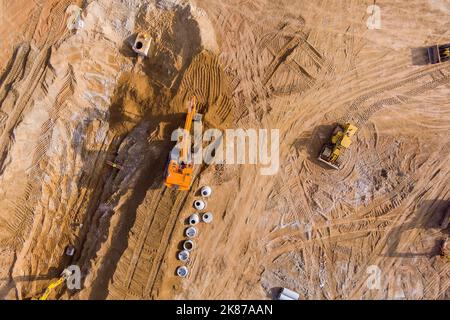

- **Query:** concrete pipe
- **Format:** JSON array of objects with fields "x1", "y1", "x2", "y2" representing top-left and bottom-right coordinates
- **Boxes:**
[
  {"x1": 188, "y1": 214, "x2": 200, "y2": 225},
  {"x1": 132, "y1": 33, "x2": 152, "y2": 57},
  {"x1": 183, "y1": 240, "x2": 195, "y2": 251},
  {"x1": 200, "y1": 186, "x2": 212, "y2": 197},
  {"x1": 177, "y1": 250, "x2": 189, "y2": 262},
  {"x1": 176, "y1": 266, "x2": 189, "y2": 278},
  {"x1": 277, "y1": 293, "x2": 294, "y2": 300},
  {"x1": 193, "y1": 199, "x2": 206, "y2": 210},
  {"x1": 202, "y1": 212, "x2": 213, "y2": 223},
  {"x1": 278, "y1": 288, "x2": 300, "y2": 300},
  {"x1": 185, "y1": 226, "x2": 198, "y2": 238}
]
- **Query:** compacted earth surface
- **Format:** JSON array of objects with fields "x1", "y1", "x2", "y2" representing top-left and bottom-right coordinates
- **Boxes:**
[{"x1": 0, "y1": 0, "x2": 449, "y2": 299}]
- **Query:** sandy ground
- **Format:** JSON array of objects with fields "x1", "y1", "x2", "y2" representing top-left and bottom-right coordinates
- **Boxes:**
[{"x1": 0, "y1": 0, "x2": 449, "y2": 300}]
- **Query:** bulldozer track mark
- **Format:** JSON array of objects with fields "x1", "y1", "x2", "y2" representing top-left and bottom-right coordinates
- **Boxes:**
[
  {"x1": 110, "y1": 182, "x2": 191, "y2": 299},
  {"x1": 223, "y1": 66, "x2": 241, "y2": 93},
  {"x1": 261, "y1": 34, "x2": 304, "y2": 86},
  {"x1": 144, "y1": 189, "x2": 189, "y2": 296},
  {"x1": 0, "y1": 46, "x2": 51, "y2": 168},
  {"x1": 424, "y1": 264, "x2": 450, "y2": 299},
  {"x1": 348, "y1": 168, "x2": 417, "y2": 222},
  {"x1": 175, "y1": 51, "x2": 235, "y2": 127},
  {"x1": 0, "y1": 44, "x2": 32, "y2": 106},
  {"x1": 267, "y1": 213, "x2": 396, "y2": 247},
  {"x1": 29, "y1": 66, "x2": 75, "y2": 172},
  {"x1": 330, "y1": 64, "x2": 450, "y2": 126},
  {"x1": 42, "y1": 0, "x2": 72, "y2": 46},
  {"x1": 122, "y1": 188, "x2": 169, "y2": 291},
  {"x1": 0, "y1": 46, "x2": 54, "y2": 248},
  {"x1": 1, "y1": 200, "x2": 34, "y2": 247},
  {"x1": 362, "y1": 191, "x2": 409, "y2": 219},
  {"x1": 267, "y1": 138, "x2": 420, "y2": 270},
  {"x1": 267, "y1": 227, "x2": 388, "y2": 264},
  {"x1": 347, "y1": 158, "x2": 450, "y2": 299},
  {"x1": 260, "y1": 26, "x2": 332, "y2": 97},
  {"x1": 14, "y1": 66, "x2": 77, "y2": 243},
  {"x1": 25, "y1": 6, "x2": 44, "y2": 42}
]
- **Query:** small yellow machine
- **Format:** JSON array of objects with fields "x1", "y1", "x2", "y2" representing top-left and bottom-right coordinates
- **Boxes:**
[
  {"x1": 36, "y1": 269, "x2": 72, "y2": 300},
  {"x1": 318, "y1": 123, "x2": 358, "y2": 169},
  {"x1": 164, "y1": 97, "x2": 202, "y2": 191},
  {"x1": 106, "y1": 160, "x2": 123, "y2": 170}
]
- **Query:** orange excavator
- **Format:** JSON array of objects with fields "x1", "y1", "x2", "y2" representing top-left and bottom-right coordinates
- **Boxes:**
[{"x1": 165, "y1": 97, "x2": 201, "y2": 190}]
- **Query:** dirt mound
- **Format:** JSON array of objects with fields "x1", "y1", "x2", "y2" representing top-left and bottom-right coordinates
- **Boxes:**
[
  {"x1": 171, "y1": 50, "x2": 235, "y2": 128},
  {"x1": 109, "y1": 72, "x2": 157, "y2": 134}
]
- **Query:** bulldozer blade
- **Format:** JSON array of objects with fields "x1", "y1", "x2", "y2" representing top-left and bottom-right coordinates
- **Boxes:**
[{"x1": 317, "y1": 156, "x2": 340, "y2": 170}]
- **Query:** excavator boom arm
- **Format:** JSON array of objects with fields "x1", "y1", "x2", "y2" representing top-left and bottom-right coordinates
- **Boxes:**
[
  {"x1": 179, "y1": 97, "x2": 197, "y2": 163},
  {"x1": 38, "y1": 277, "x2": 66, "y2": 300}
]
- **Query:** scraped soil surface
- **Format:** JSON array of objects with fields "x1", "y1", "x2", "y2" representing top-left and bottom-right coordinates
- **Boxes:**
[{"x1": 0, "y1": 0, "x2": 449, "y2": 300}]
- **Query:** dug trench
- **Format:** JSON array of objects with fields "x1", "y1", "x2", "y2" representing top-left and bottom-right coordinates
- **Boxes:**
[
  {"x1": 56, "y1": 21, "x2": 235, "y2": 300},
  {"x1": 4, "y1": 4, "x2": 205, "y2": 299},
  {"x1": 69, "y1": 73, "x2": 184, "y2": 300},
  {"x1": 81, "y1": 49, "x2": 237, "y2": 300},
  {"x1": 1, "y1": 2, "x2": 237, "y2": 300},
  {"x1": 63, "y1": 13, "x2": 205, "y2": 299},
  {"x1": 7, "y1": 45, "x2": 184, "y2": 299}
]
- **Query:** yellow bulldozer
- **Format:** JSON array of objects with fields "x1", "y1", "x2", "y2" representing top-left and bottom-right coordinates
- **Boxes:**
[{"x1": 318, "y1": 123, "x2": 358, "y2": 169}]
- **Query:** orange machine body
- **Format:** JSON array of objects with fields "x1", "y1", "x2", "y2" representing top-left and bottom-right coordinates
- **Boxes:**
[{"x1": 165, "y1": 97, "x2": 198, "y2": 191}]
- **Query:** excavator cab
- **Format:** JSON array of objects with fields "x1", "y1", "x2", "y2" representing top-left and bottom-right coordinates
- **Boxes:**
[
  {"x1": 318, "y1": 123, "x2": 358, "y2": 170},
  {"x1": 165, "y1": 159, "x2": 194, "y2": 191},
  {"x1": 165, "y1": 97, "x2": 201, "y2": 191}
]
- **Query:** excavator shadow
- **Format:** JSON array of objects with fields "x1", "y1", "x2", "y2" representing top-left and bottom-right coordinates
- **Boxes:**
[
  {"x1": 140, "y1": 5, "x2": 202, "y2": 95},
  {"x1": 76, "y1": 114, "x2": 187, "y2": 299},
  {"x1": 384, "y1": 200, "x2": 450, "y2": 258}
]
